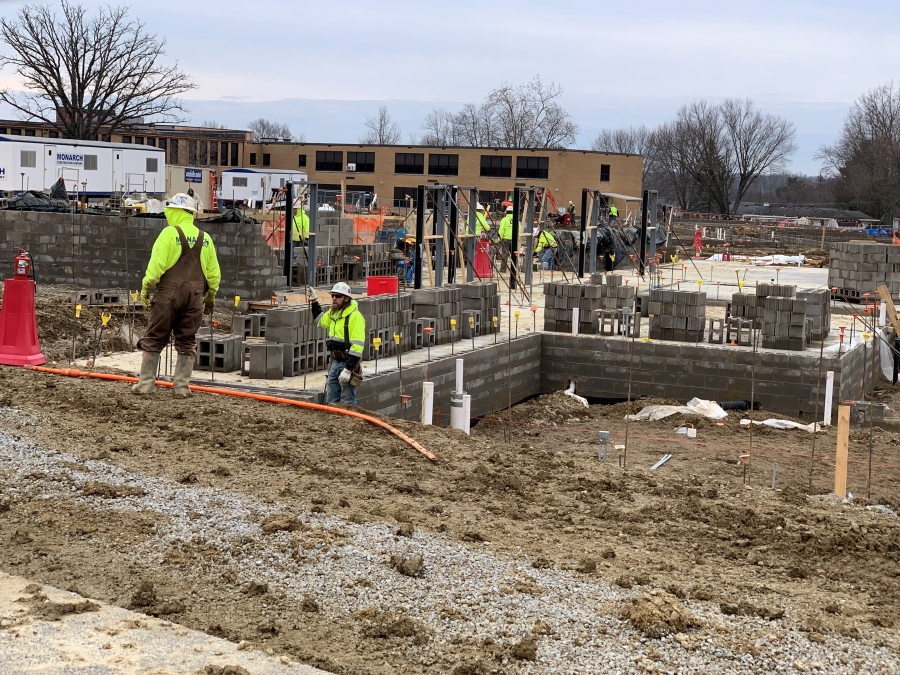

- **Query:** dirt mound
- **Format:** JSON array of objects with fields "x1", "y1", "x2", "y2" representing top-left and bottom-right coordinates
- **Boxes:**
[
  {"x1": 491, "y1": 390, "x2": 592, "y2": 426},
  {"x1": 601, "y1": 397, "x2": 684, "y2": 418},
  {"x1": 619, "y1": 589, "x2": 701, "y2": 638}
]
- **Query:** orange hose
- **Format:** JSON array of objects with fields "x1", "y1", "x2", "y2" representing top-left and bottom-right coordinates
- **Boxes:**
[{"x1": 24, "y1": 366, "x2": 436, "y2": 461}]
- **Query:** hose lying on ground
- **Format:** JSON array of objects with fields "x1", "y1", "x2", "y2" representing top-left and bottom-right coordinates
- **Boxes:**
[{"x1": 24, "y1": 366, "x2": 436, "y2": 462}]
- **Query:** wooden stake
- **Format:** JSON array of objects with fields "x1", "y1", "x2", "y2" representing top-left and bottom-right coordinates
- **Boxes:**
[{"x1": 834, "y1": 402, "x2": 851, "y2": 498}]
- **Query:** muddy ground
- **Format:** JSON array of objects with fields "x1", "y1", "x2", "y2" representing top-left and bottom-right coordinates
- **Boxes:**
[{"x1": 0, "y1": 365, "x2": 899, "y2": 673}]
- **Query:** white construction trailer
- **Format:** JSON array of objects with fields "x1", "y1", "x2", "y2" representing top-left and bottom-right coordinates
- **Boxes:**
[
  {"x1": 218, "y1": 168, "x2": 308, "y2": 208},
  {"x1": 0, "y1": 135, "x2": 166, "y2": 196}
]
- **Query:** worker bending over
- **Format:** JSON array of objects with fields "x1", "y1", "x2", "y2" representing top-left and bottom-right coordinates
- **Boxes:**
[
  {"x1": 134, "y1": 193, "x2": 220, "y2": 397},
  {"x1": 307, "y1": 282, "x2": 366, "y2": 405},
  {"x1": 534, "y1": 229, "x2": 558, "y2": 270},
  {"x1": 497, "y1": 205, "x2": 514, "y2": 272}
]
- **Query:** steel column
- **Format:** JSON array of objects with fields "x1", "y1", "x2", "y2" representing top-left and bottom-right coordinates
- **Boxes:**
[
  {"x1": 283, "y1": 181, "x2": 293, "y2": 287},
  {"x1": 466, "y1": 188, "x2": 477, "y2": 283},
  {"x1": 307, "y1": 183, "x2": 317, "y2": 287},
  {"x1": 510, "y1": 188, "x2": 521, "y2": 290},
  {"x1": 448, "y1": 186, "x2": 459, "y2": 285},
  {"x1": 639, "y1": 189, "x2": 649, "y2": 277},
  {"x1": 414, "y1": 185, "x2": 425, "y2": 289},
  {"x1": 578, "y1": 188, "x2": 588, "y2": 277}
]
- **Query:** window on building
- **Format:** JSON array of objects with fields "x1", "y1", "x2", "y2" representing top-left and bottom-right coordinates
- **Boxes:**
[
  {"x1": 394, "y1": 152, "x2": 424, "y2": 174},
  {"x1": 24, "y1": 129, "x2": 35, "y2": 137},
  {"x1": 20, "y1": 150, "x2": 36, "y2": 168},
  {"x1": 158, "y1": 137, "x2": 167, "y2": 158},
  {"x1": 233, "y1": 177, "x2": 248, "y2": 187},
  {"x1": 220, "y1": 142, "x2": 228, "y2": 166},
  {"x1": 428, "y1": 153, "x2": 459, "y2": 176},
  {"x1": 48, "y1": 131, "x2": 59, "y2": 139},
  {"x1": 230, "y1": 143, "x2": 239, "y2": 167},
  {"x1": 170, "y1": 139, "x2": 179, "y2": 165},
  {"x1": 393, "y1": 187, "x2": 418, "y2": 208},
  {"x1": 315, "y1": 150, "x2": 343, "y2": 171},
  {"x1": 263, "y1": 153, "x2": 271, "y2": 167},
  {"x1": 600, "y1": 164, "x2": 611, "y2": 182},
  {"x1": 0, "y1": 128, "x2": 6, "y2": 135},
  {"x1": 209, "y1": 142, "x2": 217, "y2": 165},
  {"x1": 480, "y1": 155, "x2": 512, "y2": 177},
  {"x1": 84, "y1": 155, "x2": 98, "y2": 171},
  {"x1": 121, "y1": 135, "x2": 132, "y2": 143},
  {"x1": 101, "y1": 134, "x2": 111, "y2": 142},
  {"x1": 347, "y1": 151, "x2": 375, "y2": 172},
  {"x1": 516, "y1": 156, "x2": 549, "y2": 179},
  {"x1": 249, "y1": 152, "x2": 257, "y2": 166},
  {"x1": 146, "y1": 157, "x2": 159, "y2": 173},
  {"x1": 198, "y1": 141, "x2": 208, "y2": 166},
  {"x1": 135, "y1": 137, "x2": 144, "y2": 145},
  {"x1": 298, "y1": 154, "x2": 307, "y2": 167},
  {"x1": 11, "y1": 129, "x2": 21, "y2": 135},
  {"x1": 147, "y1": 137, "x2": 156, "y2": 147}
]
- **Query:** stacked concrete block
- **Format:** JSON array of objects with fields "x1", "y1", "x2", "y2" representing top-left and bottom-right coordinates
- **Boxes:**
[
  {"x1": 245, "y1": 342, "x2": 284, "y2": 379},
  {"x1": 357, "y1": 291, "x2": 418, "y2": 358},
  {"x1": 829, "y1": 242, "x2": 900, "y2": 300},
  {"x1": 195, "y1": 329, "x2": 242, "y2": 372},
  {"x1": 232, "y1": 314, "x2": 267, "y2": 339},
  {"x1": 455, "y1": 282, "x2": 501, "y2": 335},
  {"x1": 647, "y1": 289, "x2": 707, "y2": 343},
  {"x1": 761, "y1": 296, "x2": 807, "y2": 351},
  {"x1": 544, "y1": 278, "x2": 634, "y2": 334},
  {"x1": 412, "y1": 287, "x2": 462, "y2": 345},
  {"x1": 730, "y1": 283, "x2": 795, "y2": 328},
  {"x1": 796, "y1": 289, "x2": 831, "y2": 342}
]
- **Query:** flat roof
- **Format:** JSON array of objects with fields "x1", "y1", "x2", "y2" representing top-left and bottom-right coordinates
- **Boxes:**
[
  {"x1": 250, "y1": 140, "x2": 643, "y2": 158},
  {"x1": 0, "y1": 134, "x2": 164, "y2": 153}
]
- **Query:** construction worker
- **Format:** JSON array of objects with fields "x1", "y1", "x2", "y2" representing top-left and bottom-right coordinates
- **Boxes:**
[
  {"x1": 134, "y1": 193, "x2": 221, "y2": 397},
  {"x1": 566, "y1": 200, "x2": 576, "y2": 224},
  {"x1": 498, "y1": 205, "x2": 514, "y2": 272},
  {"x1": 466, "y1": 203, "x2": 490, "y2": 236},
  {"x1": 291, "y1": 204, "x2": 310, "y2": 260},
  {"x1": 534, "y1": 228, "x2": 558, "y2": 270},
  {"x1": 306, "y1": 282, "x2": 366, "y2": 405},
  {"x1": 608, "y1": 203, "x2": 619, "y2": 226}
]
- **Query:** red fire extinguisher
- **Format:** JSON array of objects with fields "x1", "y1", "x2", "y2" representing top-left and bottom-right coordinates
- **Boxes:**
[{"x1": 14, "y1": 248, "x2": 34, "y2": 280}]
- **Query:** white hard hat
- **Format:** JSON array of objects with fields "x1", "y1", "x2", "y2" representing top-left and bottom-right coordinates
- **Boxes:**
[
  {"x1": 331, "y1": 282, "x2": 352, "y2": 297},
  {"x1": 505, "y1": 206, "x2": 513, "y2": 213},
  {"x1": 166, "y1": 193, "x2": 197, "y2": 213},
  {"x1": 476, "y1": 202, "x2": 484, "y2": 211},
  {"x1": 568, "y1": 201, "x2": 573, "y2": 205}
]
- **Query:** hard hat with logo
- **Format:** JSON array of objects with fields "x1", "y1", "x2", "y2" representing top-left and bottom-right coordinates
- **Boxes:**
[
  {"x1": 166, "y1": 193, "x2": 197, "y2": 213},
  {"x1": 476, "y1": 202, "x2": 485, "y2": 211},
  {"x1": 331, "y1": 282, "x2": 352, "y2": 297},
  {"x1": 505, "y1": 206, "x2": 513, "y2": 213}
]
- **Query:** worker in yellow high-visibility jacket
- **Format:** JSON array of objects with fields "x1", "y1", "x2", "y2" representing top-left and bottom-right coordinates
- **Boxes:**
[
  {"x1": 535, "y1": 229, "x2": 558, "y2": 270},
  {"x1": 497, "y1": 206, "x2": 514, "y2": 272},
  {"x1": 135, "y1": 193, "x2": 221, "y2": 398}
]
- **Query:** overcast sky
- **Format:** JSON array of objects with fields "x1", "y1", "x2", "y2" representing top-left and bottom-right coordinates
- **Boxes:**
[{"x1": 1, "y1": 0, "x2": 899, "y2": 174}]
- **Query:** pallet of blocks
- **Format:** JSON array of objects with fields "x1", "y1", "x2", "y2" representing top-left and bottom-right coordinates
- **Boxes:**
[
  {"x1": 761, "y1": 296, "x2": 807, "y2": 351},
  {"x1": 828, "y1": 242, "x2": 900, "y2": 301},
  {"x1": 544, "y1": 276, "x2": 635, "y2": 334},
  {"x1": 729, "y1": 282, "x2": 795, "y2": 329},
  {"x1": 796, "y1": 289, "x2": 831, "y2": 342},
  {"x1": 411, "y1": 287, "x2": 462, "y2": 345},
  {"x1": 355, "y1": 292, "x2": 421, "y2": 360},
  {"x1": 647, "y1": 289, "x2": 706, "y2": 342},
  {"x1": 452, "y1": 281, "x2": 501, "y2": 338},
  {"x1": 262, "y1": 305, "x2": 327, "y2": 376}
]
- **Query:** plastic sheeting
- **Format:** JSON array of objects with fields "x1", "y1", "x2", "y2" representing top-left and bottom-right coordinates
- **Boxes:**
[
  {"x1": 740, "y1": 418, "x2": 822, "y2": 433},
  {"x1": 626, "y1": 397, "x2": 728, "y2": 422},
  {"x1": 4, "y1": 190, "x2": 70, "y2": 212}
]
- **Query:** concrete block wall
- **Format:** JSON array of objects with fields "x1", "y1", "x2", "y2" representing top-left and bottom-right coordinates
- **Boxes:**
[
  {"x1": 0, "y1": 211, "x2": 286, "y2": 300},
  {"x1": 540, "y1": 333, "x2": 886, "y2": 422},
  {"x1": 356, "y1": 334, "x2": 541, "y2": 422}
]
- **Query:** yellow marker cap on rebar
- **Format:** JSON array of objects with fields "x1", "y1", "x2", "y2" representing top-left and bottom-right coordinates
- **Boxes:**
[
  {"x1": 101, "y1": 313, "x2": 111, "y2": 326},
  {"x1": 468, "y1": 316, "x2": 475, "y2": 327},
  {"x1": 514, "y1": 310, "x2": 520, "y2": 318},
  {"x1": 130, "y1": 291, "x2": 138, "y2": 302},
  {"x1": 696, "y1": 280, "x2": 703, "y2": 288},
  {"x1": 738, "y1": 281, "x2": 744, "y2": 290},
  {"x1": 393, "y1": 333, "x2": 401, "y2": 344},
  {"x1": 492, "y1": 316, "x2": 498, "y2": 326},
  {"x1": 450, "y1": 319, "x2": 456, "y2": 329},
  {"x1": 234, "y1": 295, "x2": 240, "y2": 306},
  {"x1": 373, "y1": 337, "x2": 382, "y2": 348},
  {"x1": 75, "y1": 304, "x2": 82, "y2": 318}
]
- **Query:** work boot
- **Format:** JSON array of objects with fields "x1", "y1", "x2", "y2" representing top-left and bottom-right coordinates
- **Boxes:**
[
  {"x1": 172, "y1": 353, "x2": 194, "y2": 398},
  {"x1": 132, "y1": 352, "x2": 161, "y2": 395}
]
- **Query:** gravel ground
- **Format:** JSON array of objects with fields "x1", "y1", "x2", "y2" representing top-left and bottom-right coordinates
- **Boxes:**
[{"x1": 1, "y1": 406, "x2": 898, "y2": 674}]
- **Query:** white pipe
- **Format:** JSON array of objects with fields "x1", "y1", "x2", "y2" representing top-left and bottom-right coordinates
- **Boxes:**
[
  {"x1": 824, "y1": 370, "x2": 834, "y2": 426},
  {"x1": 455, "y1": 358, "x2": 464, "y2": 395},
  {"x1": 462, "y1": 394, "x2": 471, "y2": 435},
  {"x1": 572, "y1": 308, "x2": 579, "y2": 336},
  {"x1": 449, "y1": 393, "x2": 464, "y2": 431},
  {"x1": 421, "y1": 381, "x2": 434, "y2": 426},
  {"x1": 563, "y1": 380, "x2": 589, "y2": 408}
]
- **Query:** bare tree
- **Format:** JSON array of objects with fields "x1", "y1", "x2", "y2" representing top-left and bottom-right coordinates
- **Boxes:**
[
  {"x1": 591, "y1": 125, "x2": 655, "y2": 182},
  {"x1": 818, "y1": 81, "x2": 900, "y2": 222},
  {"x1": 419, "y1": 76, "x2": 577, "y2": 148},
  {"x1": 487, "y1": 77, "x2": 578, "y2": 148},
  {"x1": 361, "y1": 105, "x2": 401, "y2": 144},
  {"x1": 201, "y1": 120, "x2": 225, "y2": 129},
  {"x1": 247, "y1": 117, "x2": 295, "y2": 141},
  {"x1": 0, "y1": 1, "x2": 195, "y2": 140}
]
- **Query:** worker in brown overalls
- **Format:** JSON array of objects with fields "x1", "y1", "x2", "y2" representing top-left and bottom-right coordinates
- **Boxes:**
[{"x1": 133, "y1": 193, "x2": 221, "y2": 397}]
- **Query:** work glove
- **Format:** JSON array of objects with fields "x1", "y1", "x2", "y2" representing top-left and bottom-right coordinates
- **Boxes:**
[
  {"x1": 204, "y1": 301, "x2": 215, "y2": 315},
  {"x1": 307, "y1": 285, "x2": 318, "y2": 302},
  {"x1": 338, "y1": 368, "x2": 352, "y2": 385},
  {"x1": 140, "y1": 288, "x2": 150, "y2": 308}
]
